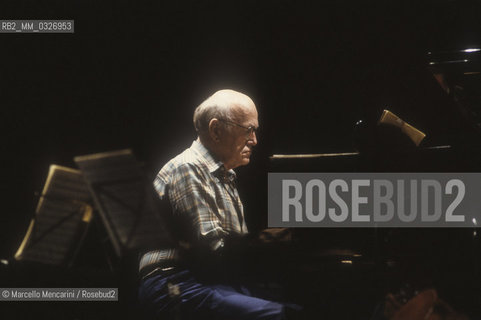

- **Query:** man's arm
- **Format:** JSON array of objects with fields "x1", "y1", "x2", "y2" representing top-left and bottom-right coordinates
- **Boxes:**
[{"x1": 159, "y1": 162, "x2": 227, "y2": 251}]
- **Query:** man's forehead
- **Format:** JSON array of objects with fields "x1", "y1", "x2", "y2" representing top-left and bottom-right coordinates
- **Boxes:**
[{"x1": 230, "y1": 103, "x2": 258, "y2": 122}]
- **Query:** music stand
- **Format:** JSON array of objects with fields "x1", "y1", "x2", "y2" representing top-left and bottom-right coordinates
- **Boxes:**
[
  {"x1": 74, "y1": 149, "x2": 174, "y2": 258},
  {"x1": 14, "y1": 165, "x2": 93, "y2": 267}
]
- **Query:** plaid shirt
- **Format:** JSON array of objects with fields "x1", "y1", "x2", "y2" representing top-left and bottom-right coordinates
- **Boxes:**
[{"x1": 139, "y1": 139, "x2": 248, "y2": 271}]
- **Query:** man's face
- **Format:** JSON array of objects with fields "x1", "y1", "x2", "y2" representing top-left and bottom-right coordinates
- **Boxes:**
[{"x1": 217, "y1": 103, "x2": 258, "y2": 170}]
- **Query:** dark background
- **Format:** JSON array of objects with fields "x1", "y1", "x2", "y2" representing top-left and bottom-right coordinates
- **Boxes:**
[{"x1": 0, "y1": 1, "x2": 480, "y2": 316}]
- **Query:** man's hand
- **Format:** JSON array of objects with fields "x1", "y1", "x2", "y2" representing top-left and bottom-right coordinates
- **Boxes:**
[{"x1": 258, "y1": 228, "x2": 292, "y2": 244}]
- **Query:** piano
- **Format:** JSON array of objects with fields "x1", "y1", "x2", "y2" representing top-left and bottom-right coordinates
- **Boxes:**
[{"x1": 254, "y1": 47, "x2": 481, "y2": 319}]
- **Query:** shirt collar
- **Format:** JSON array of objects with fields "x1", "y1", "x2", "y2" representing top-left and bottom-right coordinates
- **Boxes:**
[{"x1": 191, "y1": 139, "x2": 237, "y2": 181}]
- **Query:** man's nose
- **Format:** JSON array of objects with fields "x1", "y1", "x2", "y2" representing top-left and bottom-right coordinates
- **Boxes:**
[{"x1": 248, "y1": 132, "x2": 257, "y2": 146}]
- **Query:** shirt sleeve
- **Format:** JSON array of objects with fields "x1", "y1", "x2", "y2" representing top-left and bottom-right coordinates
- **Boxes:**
[{"x1": 161, "y1": 163, "x2": 227, "y2": 251}]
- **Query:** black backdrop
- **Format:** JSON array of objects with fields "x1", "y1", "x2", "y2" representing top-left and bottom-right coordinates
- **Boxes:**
[{"x1": 1, "y1": 0, "x2": 480, "y2": 261}]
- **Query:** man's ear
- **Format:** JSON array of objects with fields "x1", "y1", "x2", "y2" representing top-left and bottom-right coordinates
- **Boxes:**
[{"x1": 208, "y1": 118, "x2": 221, "y2": 142}]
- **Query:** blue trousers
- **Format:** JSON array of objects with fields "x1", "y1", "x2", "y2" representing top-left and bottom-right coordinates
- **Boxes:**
[{"x1": 138, "y1": 268, "x2": 290, "y2": 320}]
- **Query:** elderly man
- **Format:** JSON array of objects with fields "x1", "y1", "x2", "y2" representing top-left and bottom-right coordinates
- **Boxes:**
[{"x1": 138, "y1": 90, "x2": 294, "y2": 320}]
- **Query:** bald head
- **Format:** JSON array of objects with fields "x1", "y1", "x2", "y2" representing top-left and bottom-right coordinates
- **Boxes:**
[
  {"x1": 193, "y1": 89, "x2": 256, "y2": 135},
  {"x1": 193, "y1": 89, "x2": 259, "y2": 170}
]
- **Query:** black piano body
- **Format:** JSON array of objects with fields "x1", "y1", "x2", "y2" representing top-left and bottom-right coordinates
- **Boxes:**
[{"x1": 255, "y1": 48, "x2": 481, "y2": 319}]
